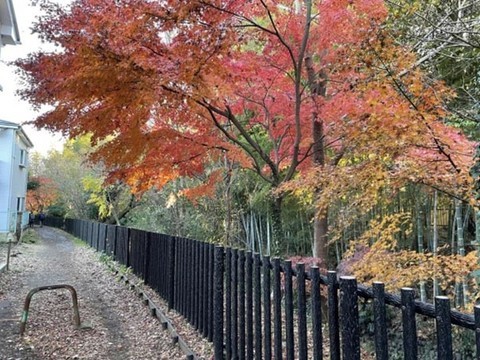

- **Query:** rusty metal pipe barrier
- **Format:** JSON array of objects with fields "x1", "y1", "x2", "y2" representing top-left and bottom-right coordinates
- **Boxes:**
[{"x1": 20, "y1": 284, "x2": 82, "y2": 336}]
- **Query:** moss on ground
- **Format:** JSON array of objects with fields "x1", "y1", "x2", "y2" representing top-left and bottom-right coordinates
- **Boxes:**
[
  {"x1": 21, "y1": 229, "x2": 40, "y2": 244},
  {"x1": 71, "y1": 236, "x2": 87, "y2": 247}
]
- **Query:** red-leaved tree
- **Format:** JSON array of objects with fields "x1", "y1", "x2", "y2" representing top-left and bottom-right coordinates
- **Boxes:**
[{"x1": 17, "y1": 0, "x2": 474, "y2": 264}]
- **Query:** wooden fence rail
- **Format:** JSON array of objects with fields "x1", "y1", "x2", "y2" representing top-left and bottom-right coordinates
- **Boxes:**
[{"x1": 46, "y1": 217, "x2": 480, "y2": 359}]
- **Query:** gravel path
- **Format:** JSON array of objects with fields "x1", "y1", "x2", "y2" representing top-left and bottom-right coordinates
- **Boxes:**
[{"x1": 0, "y1": 227, "x2": 212, "y2": 359}]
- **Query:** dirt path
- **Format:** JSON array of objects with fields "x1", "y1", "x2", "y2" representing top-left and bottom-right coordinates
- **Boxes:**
[{"x1": 0, "y1": 227, "x2": 203, "y2": 359}]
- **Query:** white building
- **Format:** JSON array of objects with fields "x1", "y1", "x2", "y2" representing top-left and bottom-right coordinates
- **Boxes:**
[
  {"x1": 0, "y1": 0, "x2": 20, "y2": 52},
  {"x1": 1, "y1": 2, "x2": 31, "y2": 241},
  {"x1": 0, "y1": 120, "x2": 33, "y2": 241},
  {"x1": 0, "y1": 0, "x2": 20, "y2": 92}
]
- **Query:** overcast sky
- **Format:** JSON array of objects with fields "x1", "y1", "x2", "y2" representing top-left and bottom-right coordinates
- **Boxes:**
[{"x1": 0, "y1": 1, "x2": 70, "y2": 155}]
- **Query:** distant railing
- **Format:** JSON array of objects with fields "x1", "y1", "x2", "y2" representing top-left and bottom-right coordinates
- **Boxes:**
[{"x1": 45, "y1": 217, "x2": 480, "y2": 359}]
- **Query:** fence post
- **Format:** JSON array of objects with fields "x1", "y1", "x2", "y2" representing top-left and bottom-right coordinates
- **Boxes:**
[
  {"x1": 225, "y1": 248, "x2": 232, "y2": 360},
  {"x1": 254, "y1": 253, "x2": 262, "y2": 360},
  {"x1": 401, "y1": 287, "x2": 417, "y2": 360},
  {"x1": 238, "y1": 251, "x2": 246, "y2": 360},
  {"x1": 125, "y1": 228, "x2": 130, "y2": 268},
  {"x1": 6, "y1": 240, "x2": 12, "y2": 271},
  {"x1": 435, "y1": 296, "x2": 452, "y2": 360},
  {"x1": 339, "y1": 276, "x2": 360, "y2": 360},
  {"x1": 297, "y1": 263, "x2": 308, "y2": 360},
  {"x1": 208, "y1": 243, "x2": 215, "y2": 342},
  {"x1": 167, "y1": 236, "x2": 175, "y2": 310},
  {"x1": 213, "y1": 246, "x2": 225, "y2": 360},
  {"x1": 202, "y1": 242, "x2": 209, "y2": 337},
  {"x1": 373, "y1": 282, "x2": 388, "y2": 360},
  {"x1": 262, "y1": 256, "x2": 272, "y2": 360},
  {"x1": 310, "y1": 266, "x2": 323, "y2": 360},
  {"x1": 475, "y1": 305, "x2": 480, "y2": 358},
  {"x1": 328, "y1": 271, "x2": 341, "y2": 360},
  {"x1": 284, "y1": 260, "x2": 294, "y2": 360},
  {"x1": 96, "y1": 222, "x2": 100, "y2": 252},
  {"x1": 187, "y1": 239, "x2": 193, "y2": 320},
  {"x1": 232, "y1": 249, "x2": 239, "y2": 359},
  {"x1": 143, "y1": 231, "x2": 150, "y2": 285},
  {"x1": 246, "y1": 252, "x2": 254, "y2": 360},
  {"x1": 194, "y1": 240, "x2": 201, "y2": 330},
  {"x1": 272, "y1": 258, "x2": 282, "y2": 360}
]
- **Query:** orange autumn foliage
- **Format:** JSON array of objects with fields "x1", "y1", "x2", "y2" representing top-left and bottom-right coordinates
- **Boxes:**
[
  {"x1": 18, "y1": 0, "x2": 473, "y2": 195},
  {"x1": 27, "y1": 176, "x2": 59, "y2": 213},
  {"x1": 16, "y1": 1, "x2": 476, "y2": 263}
]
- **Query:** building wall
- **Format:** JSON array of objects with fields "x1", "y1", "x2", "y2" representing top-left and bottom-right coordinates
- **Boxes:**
[
  {"x1": 11, "y1": 131, "x2": 29, "y2": 213},
  {"x1": 0, "y1": 128, "x2": 14, "y2": 234},
  {"x1": 0, "y1": 128, "x2": 30, "y2": 241}
]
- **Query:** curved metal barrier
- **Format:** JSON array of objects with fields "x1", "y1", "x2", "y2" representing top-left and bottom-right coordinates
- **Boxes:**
[{"x1": 20, "y1": 284, "x2": 82, "y2": 336}]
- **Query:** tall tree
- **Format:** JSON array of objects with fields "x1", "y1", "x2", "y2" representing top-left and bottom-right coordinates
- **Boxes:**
[
  {"x1": 27, "y1": 176, "x2": 59, "y2": 213},
  {"x1": 387, "y1": 0, "x2": 480, "y2": 133},
  {"x1": 40, "y1": 136, "x2": 98, "y2": 219},
  {"x1": 18, "y1": 0, "x2": 474, "y2": 264}
]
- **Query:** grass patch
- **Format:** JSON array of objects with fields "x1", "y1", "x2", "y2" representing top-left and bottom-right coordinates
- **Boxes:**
[
  {"x1": 71, "y1": 236, "x2": 87, "y2": 247},
  {"x1": 118, "y1": 263, "x2": 132, "y2": 276},
  {"x1": 98, "y1": 252, "x2": 133, "y2": 277},
  {"x1": 21, "y1": 229, "x2": 40, "y2": 244},
  {"x1": 99, "y1": 252, "x2": 113, "y2": 265}
]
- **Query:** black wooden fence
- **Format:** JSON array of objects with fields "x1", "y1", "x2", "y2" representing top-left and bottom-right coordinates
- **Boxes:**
[{"x1": 45, "y1": 217, "x2": 480, "y2": 359}]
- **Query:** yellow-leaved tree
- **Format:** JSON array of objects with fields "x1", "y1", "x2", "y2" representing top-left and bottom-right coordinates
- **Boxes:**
[{"x1": 341, "y1": 213, "x2": 478, "y2": 307}]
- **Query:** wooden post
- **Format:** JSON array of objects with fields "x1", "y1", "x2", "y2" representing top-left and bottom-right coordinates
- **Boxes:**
[
  {"x1": 284, "y1": 260, "x2": 295, "y2": 360},
  {"x1": 213, "y1": 246, "x2": 225, "y2": 360},
  {"x1": 296, "y1": 263, "x2": 308, "y2": 360},
  {"x1": 435, "y1": 296, "x2": 452, "y2": 360},
  {"x1": 311, "y1": 266, "x2": 323, "y2": 360},
  {"x1": 373, "y1": 282, "x2": 388, "y2": 360},
  {"x1": 339, "y1": 276, "x2": 360, "y2": 360},
  {"x1": 328, "y1": 271, "x2": 341, "y2": 360},
  {"x1": 6, "y1": 240, "x2": 12, "y2": 271},
  {"x1": 401, "y1": 288, "x2": 418, "y2": 360}
]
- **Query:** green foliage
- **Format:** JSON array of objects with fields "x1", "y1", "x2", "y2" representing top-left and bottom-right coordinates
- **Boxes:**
[
  {"x1": 98, "y1": 252, "x2": 113, "y2": 265},
  {"x1": 21, "y1": 229, "x2": 39, "y2": 244},
  {"x1": 38, "y1": 135, "x2": 98, "y2": 219},
  {"x1": 71, "y1": 236, "x2": 87, "y2": 248},
  {"x1": 82, "y1": 175, "x2": 110, "y2": 219},
  {"x1": 46, "y1": 203, "x2": 67, "y2": 218},
  {"x1": 27, "y1": 179, "x2": 40, "y2": 191},
  {"x1": 125, "y1": 181, "x2": 230, "y2": 244}
]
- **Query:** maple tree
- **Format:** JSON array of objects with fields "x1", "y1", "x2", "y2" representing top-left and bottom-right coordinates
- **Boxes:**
[
  {"x1": 27, "y1": 176, "x2": 59, "y2": 213},
  {"x1": 17, "y1": 0, "x2": 475, "y2": 264}
]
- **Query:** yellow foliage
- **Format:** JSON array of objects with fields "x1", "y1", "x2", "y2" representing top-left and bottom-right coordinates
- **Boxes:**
[
  {"x1": 345, "y1": 213, "x2": 480, "y2": 295},
  {"x1": 82, "y1": 175, "x2": 110, "y2": 218}
]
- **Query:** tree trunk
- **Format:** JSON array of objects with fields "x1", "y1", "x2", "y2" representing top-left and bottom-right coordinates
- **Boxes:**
[
  {"x1": 224, "y1": 156, "x2": 233, "y2": 247},
  {"x1": 305, "y1": 54, "x2": 329, "y2": 266},
  {"x1": 313, "y1": 211, "x2": 328, "y2": 266},
  {"x1": 270, "y1": 195, "x2": 283, "y2": 256}
]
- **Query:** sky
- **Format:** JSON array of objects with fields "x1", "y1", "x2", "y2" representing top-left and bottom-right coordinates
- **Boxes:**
[{"x1": 0, "y1": 1, "x2": 70, "y2": 156}]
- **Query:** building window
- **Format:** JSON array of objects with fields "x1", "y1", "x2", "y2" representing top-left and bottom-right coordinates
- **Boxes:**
[
  {"x1": 19, "y1": 149, "x2": 27, "y2": 167},
  {"x1": 17, "y1": 197, "x2": 25, "y2": 212}
]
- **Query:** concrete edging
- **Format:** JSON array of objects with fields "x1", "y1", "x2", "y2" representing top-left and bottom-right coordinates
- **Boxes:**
[{"x1": 0, "y1": 262, "x2": 7, "y2": 274}]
